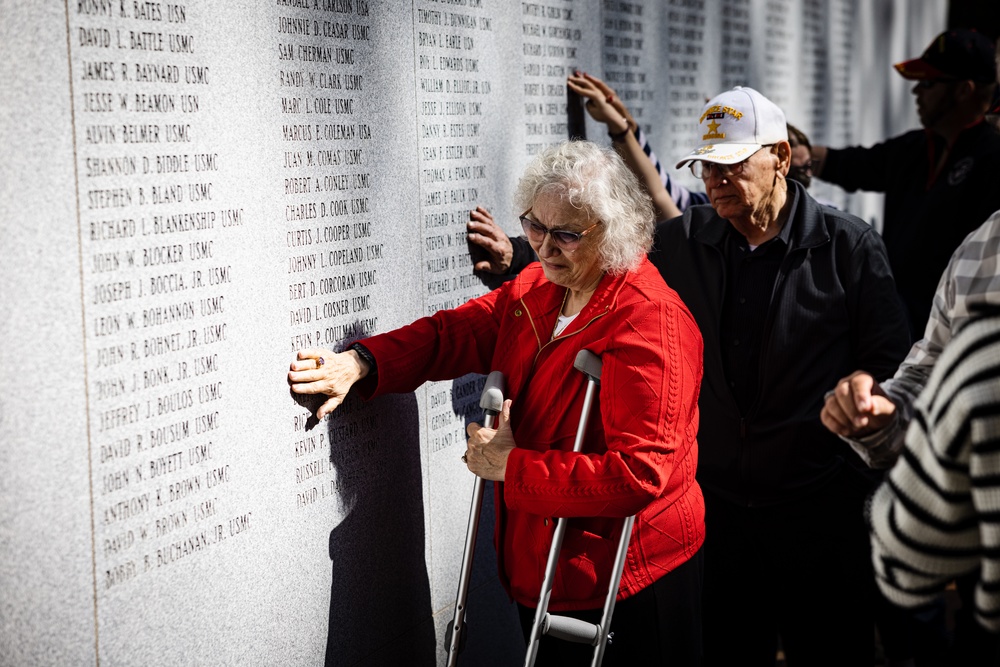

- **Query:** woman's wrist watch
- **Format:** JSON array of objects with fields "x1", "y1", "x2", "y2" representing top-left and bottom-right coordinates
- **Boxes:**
[{"x1": 347, "y1": 342, "x2": 377, "y2": 376}]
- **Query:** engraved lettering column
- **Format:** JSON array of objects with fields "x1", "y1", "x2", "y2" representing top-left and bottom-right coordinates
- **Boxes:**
[
  {"x1": 810, "y1": 0, "x2": 855, "y2": 209},
  {"x1": 412, "y1": 0, "x2": 504, "y2": 623},
  {"x1": 663, "y1": 0, "x2": 710, "y2": 190},
  {"x1": 520, "y1": 1, "x2": 594, "y2": 155},
  {"x1": 827, "y1": 0, "x2": 855, "y2": 149},
  {"x1": 275, "y1": 1, "x2": 385, "y2": 515},
  {"x1": 269, "y1": 2, "x2": 429, "y2": 663},
  {"x1": 720, "y1": 0, "x2": 751, "y2": 89},
  {"x1": 71, "y1": 0, "x2": 248, "y2": 614},
  {"x1": 800, "y1": 0, "x2": 826, "y2": 132},
  {"x1": 415, "y1": 0, "x2": 495, "y2": 318},
  {"x1": 414, "y1": 0, "x2": 516, "y2": 507},
  {"x1": 601, "y1": 1, "x2": 659, "y2": 137},
  {"x1": 753, "y1": 0, "x2": 796, "y2": 109}
]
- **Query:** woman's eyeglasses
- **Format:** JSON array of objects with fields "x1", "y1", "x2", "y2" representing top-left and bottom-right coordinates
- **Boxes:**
[{"x1": 519, "y1": 210, "x2": 599, "y2": 250}]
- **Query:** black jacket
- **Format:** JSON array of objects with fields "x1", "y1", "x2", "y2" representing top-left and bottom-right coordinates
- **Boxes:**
[
  {"x1": 651, "y1": 182, "x2": 910, "y2": 506},
  {"x1": 822, "y1": 122, "x2": 1000, "y2": 337}
]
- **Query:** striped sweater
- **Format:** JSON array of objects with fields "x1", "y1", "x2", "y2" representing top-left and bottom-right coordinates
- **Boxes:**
[{"x1": 869, "y1": 311, "x2": 1000, "y2": 632}]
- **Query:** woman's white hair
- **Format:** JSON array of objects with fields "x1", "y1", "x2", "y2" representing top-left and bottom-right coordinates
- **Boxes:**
[{"x1": 513, "y1": 140, "x2": 654, "y2": 274}]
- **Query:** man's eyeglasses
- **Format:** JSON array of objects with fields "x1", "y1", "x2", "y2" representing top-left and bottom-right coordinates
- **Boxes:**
[
  {"x1": 519, "y1": 210, "x2": 599, "y2": 250},
  {"x1": 689, "y1": 145, "x2": 771, "y2": 181}
]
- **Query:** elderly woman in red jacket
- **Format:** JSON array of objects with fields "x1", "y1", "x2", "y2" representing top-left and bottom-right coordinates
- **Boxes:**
[{"x1": 288, "y1": 140, "x2": 705, "y2": 665}]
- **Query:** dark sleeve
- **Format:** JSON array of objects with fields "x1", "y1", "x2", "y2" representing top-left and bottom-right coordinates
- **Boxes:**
[
  {"x1": 473, "y1": 235, "x2": 537, "y2": 289},
  {"x1": 507, "y1": 235, "x2": 538, "y2": 275},
  {"x1": 822, "y1": 135, "x2": 904, "y2": 194},
  {"x1": 845, "y1": 226, "x2": 911, "y2": 380}
]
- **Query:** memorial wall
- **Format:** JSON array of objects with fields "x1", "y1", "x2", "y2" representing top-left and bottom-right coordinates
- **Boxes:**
[{"x1": 0, "y1": 1, "x2": 943, "y2": 665}]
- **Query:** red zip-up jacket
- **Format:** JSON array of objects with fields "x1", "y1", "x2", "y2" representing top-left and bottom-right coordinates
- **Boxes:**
[{"x1": 357, "y1": 258, "x2": 705, "y2": 610}]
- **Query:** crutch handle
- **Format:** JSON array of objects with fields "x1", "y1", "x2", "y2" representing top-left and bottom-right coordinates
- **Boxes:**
[
  {"x1": 480, "y1": 370, "x2": 504, "y2": 419},
  {"x1": 574, "y1": 349, "x2": 602, "y2": 382},
  {"x1": 542, "y1": 613, "x2": 602, "y2": 645}
]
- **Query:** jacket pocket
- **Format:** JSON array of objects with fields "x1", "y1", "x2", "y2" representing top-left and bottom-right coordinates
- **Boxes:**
[{"x1": 554, "y1": 525, "x2": 615, "y2": 603}]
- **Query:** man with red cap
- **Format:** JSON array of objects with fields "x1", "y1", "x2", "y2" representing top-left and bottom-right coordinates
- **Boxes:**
[{"x1": 813, "y1": 29, "x2": 1000, "y2": 338}]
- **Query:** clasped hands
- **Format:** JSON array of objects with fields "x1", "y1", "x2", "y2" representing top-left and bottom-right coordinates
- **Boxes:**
[{"x1": 820, "y1": 371, "x2": 898, "y2": 437}]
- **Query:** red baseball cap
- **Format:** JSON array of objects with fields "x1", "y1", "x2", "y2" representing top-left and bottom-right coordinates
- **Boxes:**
[{"x1": 894, "y1": 29, "x2": 996, "y2": 83}]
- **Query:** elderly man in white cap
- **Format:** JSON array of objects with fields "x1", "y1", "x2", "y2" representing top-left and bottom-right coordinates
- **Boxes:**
[
  {"x1": 653, "y1": 86, "x2": 909, "y2": 667},
  {"x1": 469, "y1": 86, "x2": 911, "y2": 666}
]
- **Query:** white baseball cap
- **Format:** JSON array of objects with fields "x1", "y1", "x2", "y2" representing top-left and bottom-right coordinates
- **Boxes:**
[{"x1": 675, "y1": 87, "x2": 788, "y2": 168}]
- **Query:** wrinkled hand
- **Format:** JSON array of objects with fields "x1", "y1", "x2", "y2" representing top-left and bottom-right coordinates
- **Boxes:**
[
  {"x1": 820, "y1": 371, "x2": 897, "y2": 437},
  {"x1": 465, "y1": 399, "x2": 515, "y2": 481},
  {"x1": 288, "y1": 348, "x2": 370, "y2": 420},
  {"x1": 567, "y1": 71, "x2": 630, "y2": 134},
  {"x1": 467, "y1": 206, "x2": 513, "y2": 274}
]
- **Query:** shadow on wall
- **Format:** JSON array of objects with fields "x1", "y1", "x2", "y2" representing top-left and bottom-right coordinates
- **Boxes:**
[
  {"x1": 324, "y1": 390, "x2": 434, "y2": 666},
  {"x1": 289, "y1": 380, "x2": 435, "y2": 666}
]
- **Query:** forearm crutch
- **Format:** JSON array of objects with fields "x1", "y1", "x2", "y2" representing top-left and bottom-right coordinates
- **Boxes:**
[
  {"x1": 524, "y1": 349, "x2": 635, "y2": 667},
  {"x1": 445, "y1": 370, "x2": 505, "y2": 667}
]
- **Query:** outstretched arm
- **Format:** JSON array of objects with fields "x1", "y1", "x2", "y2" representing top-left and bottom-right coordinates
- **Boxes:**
[{"x1": 567, "y1": 72, "x2": 682, "y2": 220}]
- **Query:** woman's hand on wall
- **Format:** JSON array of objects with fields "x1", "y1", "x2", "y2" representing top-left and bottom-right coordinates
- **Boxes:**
[
  {"x1": 467, "y1": 206, "x2": 514, "y2": 274},
  {"x1": 288, "y1": 348, "x2": 370, "y2": 419}
]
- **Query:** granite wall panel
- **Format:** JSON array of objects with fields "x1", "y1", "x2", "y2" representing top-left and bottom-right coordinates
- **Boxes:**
[{"x1": 0, "y1": 1, "x2": 944, "y2": 665}]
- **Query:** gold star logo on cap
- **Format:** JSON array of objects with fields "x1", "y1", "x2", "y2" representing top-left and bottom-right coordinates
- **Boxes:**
[{"x1": 703, "y1": 120, "x2": 725, "y2": 141}]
